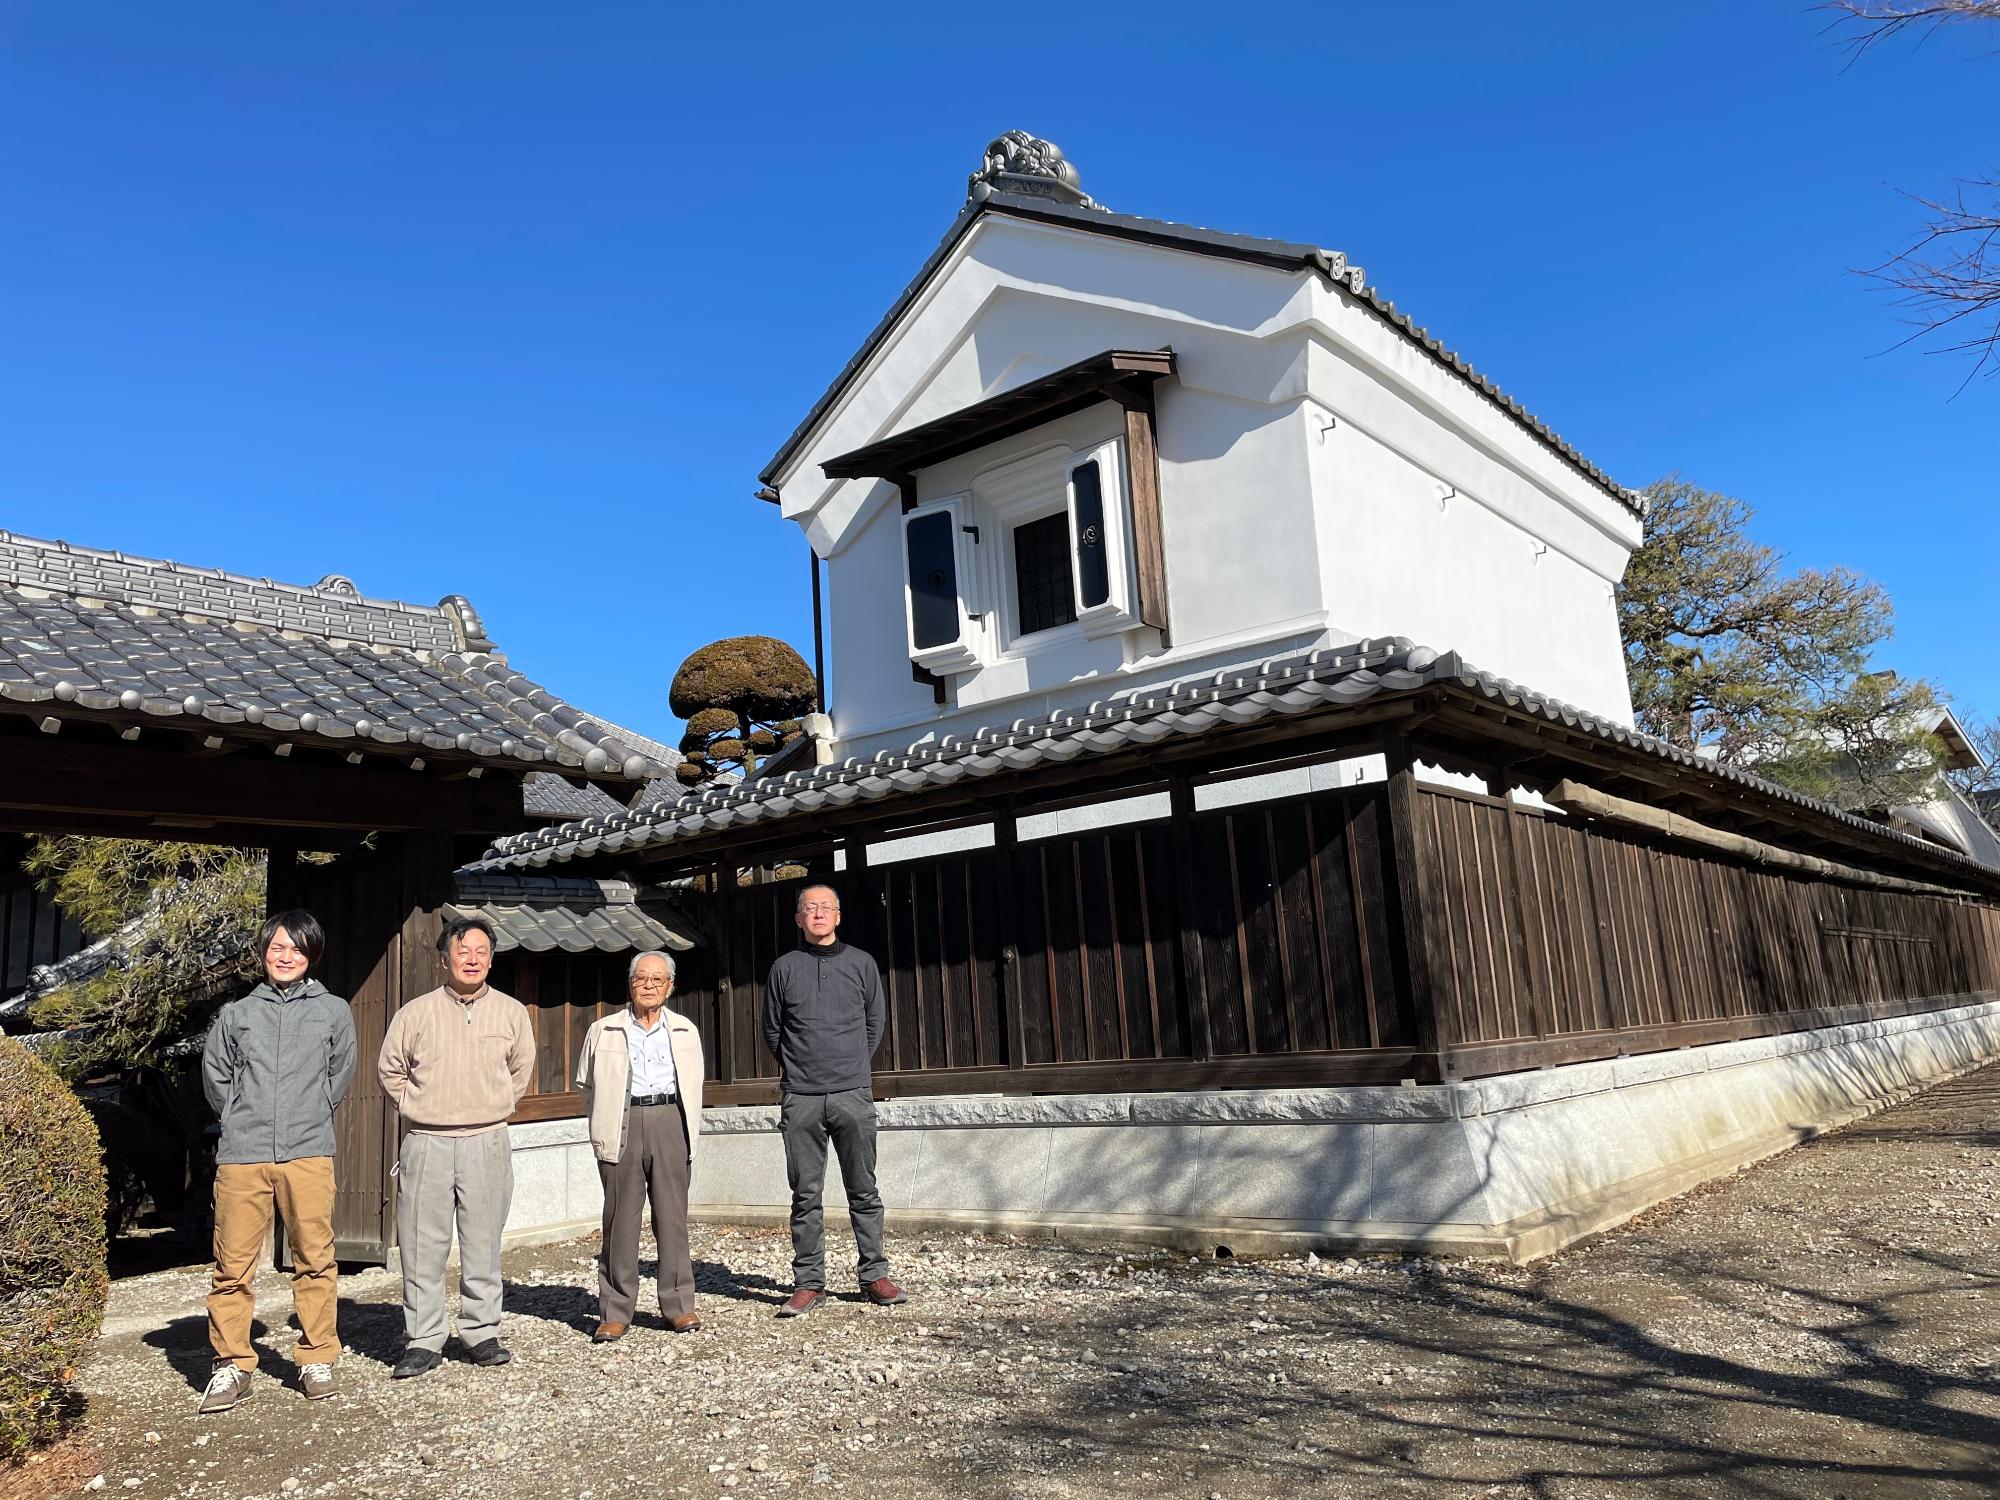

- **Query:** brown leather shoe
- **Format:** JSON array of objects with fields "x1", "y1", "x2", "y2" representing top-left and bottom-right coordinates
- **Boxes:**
[
  {"x1": 668, "y1": 1313, "x2": 703, "y2": 1334},
  {"x1": 776, "y1": 1287, "x2": 827, "y2": 1318},
  {"x1": 863, "y1": 1276, "x2": 908, "y2": 1306},
  {"x1": 591, "y1": 1321, "x2": 627, "y2": 1343}
]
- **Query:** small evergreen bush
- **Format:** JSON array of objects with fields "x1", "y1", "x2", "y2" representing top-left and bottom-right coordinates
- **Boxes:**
[{"x1": 0, "y1": 1038, "x2": 109, "y2": 1458}]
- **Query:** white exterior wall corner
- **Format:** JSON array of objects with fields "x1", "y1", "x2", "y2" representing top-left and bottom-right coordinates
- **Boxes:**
[{"x1": 1298, "y1": 296, "x2": 1640, "y2": 727}]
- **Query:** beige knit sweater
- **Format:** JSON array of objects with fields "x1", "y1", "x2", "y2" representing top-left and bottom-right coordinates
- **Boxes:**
[{"x1": 377, "y1": 985, "x2": 536, "y2": 1135}]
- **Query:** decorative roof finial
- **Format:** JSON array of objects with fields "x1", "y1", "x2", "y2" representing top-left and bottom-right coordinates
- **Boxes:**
[{"x1": 967, "y1": 131, "x2": 1097, "y2": 210}]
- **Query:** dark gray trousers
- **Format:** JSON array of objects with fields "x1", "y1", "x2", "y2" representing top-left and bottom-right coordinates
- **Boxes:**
[
  {"x1": 780, "y1": 1087, "x2": 888, "y2": 1289},
  {"x1": 597, "y1": 1102, "x2": 695, "y2": 1322}
]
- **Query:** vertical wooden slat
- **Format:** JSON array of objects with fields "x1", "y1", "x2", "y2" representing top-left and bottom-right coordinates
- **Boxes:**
[
  {"x1": 1167, "y1": 775, "x2": 1213, "y2": 1059},
  {"x1": 1382, "y1": 742, "x2": 1447, "y2": 1075}
]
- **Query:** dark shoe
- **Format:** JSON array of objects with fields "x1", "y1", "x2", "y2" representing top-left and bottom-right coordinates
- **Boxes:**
[
  {"x1": 776, "y1": 1287, "x2": 827, "y2": 1318},
  {"x1": 668, "y1": 1313, "x2": 703, "y2": 1334},
  {"x1": 591, "y1": 1322, "x2": 627, "y2": 1343},
  {"x1": 391, "y1": 1348, "x2": 442, "y2": 1381},
  {"x1": 863, "y1": 1277, "x2": 908, "y2": 1306},
  {"x1": 464, "y1": 1338, "x2": 513, "y2": 1367}
]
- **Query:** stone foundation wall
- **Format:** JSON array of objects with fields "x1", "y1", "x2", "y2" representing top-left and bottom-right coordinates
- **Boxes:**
[{"x1": 501, "y1": 996, "x2": 2000, "y2": 1263}]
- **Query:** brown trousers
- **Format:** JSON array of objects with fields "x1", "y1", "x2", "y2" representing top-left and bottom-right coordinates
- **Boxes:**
[
  {"x1": 597, "y1": 1102, "x2": 694, "y2": 1323},
  {"x1": 208, "y1": 1157, "x2": 340, "y2": 1370}
]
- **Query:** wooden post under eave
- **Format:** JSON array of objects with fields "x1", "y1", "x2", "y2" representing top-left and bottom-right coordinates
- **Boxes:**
[
  {"x1": 991, "y1": 803, "x2": 1027, "y2": 1071},
  {"x1": 1166, "y1": 774, "x2": 1213, "y2": 1060},
  {"x1": 1381, "y1": 735, "x2": 1451, "y2": 1080}
]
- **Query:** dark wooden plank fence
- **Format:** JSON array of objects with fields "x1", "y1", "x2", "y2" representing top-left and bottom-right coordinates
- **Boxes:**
[
  {"x1": 1412, "y1": 784, "x2": 2000, "y2": 1074},
  {"x1": 499, "y1": 774, "x2": 2000, "y2": 1113}
]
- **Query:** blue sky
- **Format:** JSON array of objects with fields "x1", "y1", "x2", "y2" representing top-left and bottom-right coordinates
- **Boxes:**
[{"x1": 3, "y1": 2, "x2": 1993, "y2": 744}]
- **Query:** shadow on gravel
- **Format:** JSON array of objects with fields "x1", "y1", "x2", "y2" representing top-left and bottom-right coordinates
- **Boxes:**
[
  {"x1": 500, "y1": 1257, "x2": 790, "y2": 1334},
  {"x1": 140, "y1": 1298, "x2": 410, "y2": 1391},
  {"x1": 976, "y1": 1244, "x2": 2000, "y2": 1495}
]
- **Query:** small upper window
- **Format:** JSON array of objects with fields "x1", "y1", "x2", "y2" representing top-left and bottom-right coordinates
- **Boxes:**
[{"x1": 1012, "y1": 512, "x2": 1077, "y2": 637}]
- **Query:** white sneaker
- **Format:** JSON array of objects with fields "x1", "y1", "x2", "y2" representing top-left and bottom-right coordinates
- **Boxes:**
[
  {"x1": 198, "y1": 1366, "x2": 253, "y2": 1415},
  {"x1": 299, "y1": 1363, "x2": 336, "y2": 1401}
]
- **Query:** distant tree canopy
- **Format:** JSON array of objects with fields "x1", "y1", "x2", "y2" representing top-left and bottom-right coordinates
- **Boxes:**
[
  {"x1": 670, "y1": 636, "x2": 818, "y2": 787},
  {"x1": 1620, "y1": 477, "x2": 1950, "y2": 814}
]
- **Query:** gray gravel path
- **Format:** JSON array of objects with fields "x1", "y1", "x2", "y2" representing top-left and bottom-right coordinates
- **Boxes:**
[{"x1": 72, "y1": 1064, "x2": 2000, "y2": 1499}]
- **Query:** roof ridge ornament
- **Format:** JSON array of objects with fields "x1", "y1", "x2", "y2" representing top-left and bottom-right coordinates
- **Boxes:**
[{"x1": 967, "y1": 130, "x2": 1098, "y2": 210}]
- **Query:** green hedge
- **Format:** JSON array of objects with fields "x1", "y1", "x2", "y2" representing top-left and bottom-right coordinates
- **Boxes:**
[{"x1": 0, "y1": 1038, "x2": 108, "y2": 1458}]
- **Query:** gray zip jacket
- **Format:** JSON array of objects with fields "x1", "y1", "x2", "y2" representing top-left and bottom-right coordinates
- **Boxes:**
[
  {"x1": 761, "y1": 940, "x2": 886, "y2": 1095},
  {"x1": 201, "y1": 978, "x2": 358, "y2": 1165}
]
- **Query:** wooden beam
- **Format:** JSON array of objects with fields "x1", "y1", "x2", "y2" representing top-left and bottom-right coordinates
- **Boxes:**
[
  {"x1": 1111, "y1": 378, "x2": 1170, "y2": 643},
  {"x1": 0, "y1": 732, "x2": 526, "y2": 836}
]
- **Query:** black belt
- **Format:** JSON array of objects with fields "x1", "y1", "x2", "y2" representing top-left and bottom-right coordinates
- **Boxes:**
[{"x1": 629, "y1": 1092, "x2": 676, "y2": 1108}]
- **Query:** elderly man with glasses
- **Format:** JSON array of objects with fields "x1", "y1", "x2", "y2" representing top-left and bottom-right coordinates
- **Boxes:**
[
  {"x1": 575, "y1": 949, "x2": 707, "y2": 1340},
  {"x1": 762, "y1": 883, "x2": 905, "y2": 1317}
]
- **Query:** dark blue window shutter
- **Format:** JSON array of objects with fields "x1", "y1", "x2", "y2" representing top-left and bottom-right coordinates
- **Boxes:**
[
  {"x1": 1070, "y1": 458, "x2": 1110, "y2": 610},
  {"x1": 905, "y1": 509, "x2": 961, "y2": 651}
]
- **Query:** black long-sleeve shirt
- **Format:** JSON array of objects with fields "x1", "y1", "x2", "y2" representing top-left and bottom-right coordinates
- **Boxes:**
[{"x1": 761, "y1": 939, "x2": 886, "y2": 1095}]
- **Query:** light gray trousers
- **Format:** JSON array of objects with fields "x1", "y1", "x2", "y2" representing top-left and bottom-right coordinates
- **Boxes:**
[
  {"x1": 597, "y1": 1101, "x2": 694, "y2": 1323},
  {"x1": 396, "y1": 1127, "x2": 513, "y2": 1353}
]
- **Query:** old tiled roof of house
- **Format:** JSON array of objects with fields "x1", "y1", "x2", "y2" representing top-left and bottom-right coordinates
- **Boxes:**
[
  {"x1": 473, "y1": 637, "x2": 1992, "y2": 886},
  {"x1": 446, "y1": 871, "x2": 701, "y2": 954},
  {"x1": 761, "y1": 189, "x2": 1641, "y2": 517},
  {"x1": 0, "y1": 529, "x2": 670, "y2": 783}
]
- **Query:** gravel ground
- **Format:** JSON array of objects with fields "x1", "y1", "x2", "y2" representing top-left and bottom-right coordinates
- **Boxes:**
[{"x1": 62, "y1": 1064, "x2": 2000, "y2": 1500}]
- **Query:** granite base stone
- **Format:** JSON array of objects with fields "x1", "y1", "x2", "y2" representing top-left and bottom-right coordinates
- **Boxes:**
[{"x1": 498, "y1": 998, "x2": 2000, "y2": 1263}]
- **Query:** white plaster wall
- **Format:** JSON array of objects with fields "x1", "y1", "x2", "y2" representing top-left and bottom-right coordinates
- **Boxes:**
[{"x1": 778, "y1": 213, "x2": 1643, "y2": 755}]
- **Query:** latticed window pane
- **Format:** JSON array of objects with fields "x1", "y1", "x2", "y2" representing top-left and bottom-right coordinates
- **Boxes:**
[{"x1": 1013, "y1": 512, "x2": 1076, "y2": 637}]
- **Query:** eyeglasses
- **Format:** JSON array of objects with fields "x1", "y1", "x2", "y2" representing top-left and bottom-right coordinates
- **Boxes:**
[
  {"x1": 632, "y1": 976, "x2": 671, "y2": 989},
  {"x1": 799, "y1": 903, "x2": 840, "y2": 916}
]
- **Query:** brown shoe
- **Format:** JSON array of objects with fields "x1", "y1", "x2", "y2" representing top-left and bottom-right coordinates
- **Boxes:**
[
  {"x1": 776, "y1": 1287, "x2": 826, "y2": 1318},
  {"x1": 863, "y1": 1277, "x2": 908, "y2": 1306},
  {"x1": 667, "y1": 1313, "x2": 703, "y2": 1334},
  {"x1": 591, "y1": 1321, "x2": 627, "y2": 1343}
]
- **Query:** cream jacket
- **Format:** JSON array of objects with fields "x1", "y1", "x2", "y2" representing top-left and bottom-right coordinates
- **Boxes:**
[{"x1": 574, "y1": 1006, "x2": 705, "y2": 1166}]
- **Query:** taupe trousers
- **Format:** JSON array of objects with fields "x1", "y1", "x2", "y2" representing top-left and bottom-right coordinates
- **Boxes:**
[
  {"x1": 597, "y1": 1101, "x2": 694, "y2": 1323},
  {"x1": 396, "y1": 1126, "x2": 513, "y2": 1353}
]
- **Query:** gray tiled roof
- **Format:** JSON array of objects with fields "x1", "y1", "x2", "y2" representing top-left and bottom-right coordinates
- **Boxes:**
[
  {"x1": 0, "y1": 530, "x2": 667, "y2": 781},
  {"x1": 523, "y1": 726, "x2": 685, "y2": 822},
  {"x1": 473, "y1": 637, "x2": 1989, "y2": 883},
  {"x1": 446, "y1": 872, "x2": 701, "y2": 955},
  {"x1": 761, "y1": 193, "x2": 1641, "y2": 517}
]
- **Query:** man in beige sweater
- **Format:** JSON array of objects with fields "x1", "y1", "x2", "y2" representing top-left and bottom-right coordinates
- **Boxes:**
[{"x1": 377, "y1": 916, "x2": 535, "y2": 1380}]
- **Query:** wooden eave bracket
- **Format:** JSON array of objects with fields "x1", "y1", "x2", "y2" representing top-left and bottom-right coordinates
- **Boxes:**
[{"x1": 823, "y1": 348, "x2": 1177, "y2": 484}]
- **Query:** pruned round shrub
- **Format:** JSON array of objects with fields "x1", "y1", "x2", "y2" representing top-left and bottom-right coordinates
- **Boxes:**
[
  {"x1": 668, "y1": 636, "x2": 818, "y2": 722},
  {"x1": 685, "y1": 707, "x2": 739, "y2": 738},
  {"x1": 0, "y1": 1038, "x2": 109, "y2": 1458}
]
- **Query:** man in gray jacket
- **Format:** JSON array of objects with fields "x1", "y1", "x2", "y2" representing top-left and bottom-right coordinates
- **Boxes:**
[
  {"x1": 762, "y1": 884, "x2": 906, "y2": 1317},
  {"x1": 198, "y1": 909, "x2": 357, "y2": 1413}
]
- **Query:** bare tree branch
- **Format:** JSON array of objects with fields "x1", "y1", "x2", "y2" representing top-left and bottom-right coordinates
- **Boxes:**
[
  {"x1": 1818, "y1": 3, "x2": 2000, "y2": 387},
  {"x1": 1821, "y1": 1, "x2": 2000, "y2": 63}
]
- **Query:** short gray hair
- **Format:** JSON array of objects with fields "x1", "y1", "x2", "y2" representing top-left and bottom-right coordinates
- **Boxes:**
[
  {"x1": 629, "y1": 950, "x2": 677, "y2": 983},
  {"x1": 796, "y1": 884, "x2": 840, "y2": 913}
]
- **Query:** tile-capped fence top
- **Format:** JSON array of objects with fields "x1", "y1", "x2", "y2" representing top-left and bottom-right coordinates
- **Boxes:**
[
  {"x1": 0, "y1": 528, "x2": 670, "y2": 781},
  {"x1": 474, "y1": 636, "x2": 1989, "y2": 883}
]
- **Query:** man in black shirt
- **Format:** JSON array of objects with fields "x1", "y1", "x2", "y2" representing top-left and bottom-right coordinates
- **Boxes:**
[{"x1": 761, "y1": 883, "x2": 907, "y2": 1316}]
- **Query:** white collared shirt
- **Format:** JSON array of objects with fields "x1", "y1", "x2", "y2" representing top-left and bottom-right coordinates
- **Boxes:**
[{"x1": 627, "y1": 1008, "x2": 679, "y2": 1098}]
